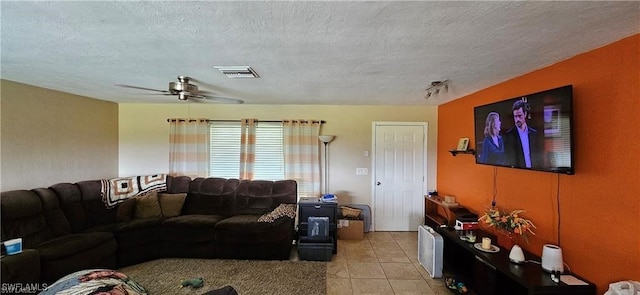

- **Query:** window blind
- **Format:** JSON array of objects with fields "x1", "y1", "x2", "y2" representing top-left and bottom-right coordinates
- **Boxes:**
[{"x1": 209, "y1": 122, "x2": 284, "y2": 180}]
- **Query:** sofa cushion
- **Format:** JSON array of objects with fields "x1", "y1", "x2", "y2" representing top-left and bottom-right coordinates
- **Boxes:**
[
  {"x1": 78, "y1": 180, "x2": 118, "y2": 227},
  {"x1": 166, "y1": 175, "x2": 191, "y2": 193},
  {"x1": 183, "y1": 178, "x2": 239, "y2": 215},
  {"x1": 50, "y1": 183, "x2": 87, "y2": 233},
  {"x1": 84, "y1": 217, "x2": 163, "y2": 234},
  {"x1": 162, "y1": 214, "x2": 225, "y2": 228},
  {"x1": 158, "y1": 193, "x2": 187, "y2": 217},
  {"x1": 234, "y1": 180, "x2": 297, "y2": 216},
  {"x1": 234, "y1": 181, "x2": 274, "y2": 215},
  {"x1": 133, "y1": 192, "x2": 162, "y2": 219},
  {"x1": 32, "y1": 188, "x2": 72, "y2": 237},
  {"x1": 0, "y1": 190, "x2": 43, "y2": 220},
  {"x1": 111, "y1": 218, "x2": 163, "y2": 266},
  {"x1": 1, "y1": 190, "x2": 56, "y2": 248},
  {"x1": 215, "y1": 215, "x2": 294, "y2": 244},
  {"x1": 36, "y1": 232, "x2": 115, "y2": 260},
  {"x1": 161, "y1": 215, "x2": 225, "y2": 243},
  {"x1": 40, "y1": 240, "x2": 117, "y2": 284},
  {"x1": 113, "y1": 219, "x2": 163, "y2": 243},
  {"x1": 116, "y1": 198, "x2": 137, "y2": 222},
  {"x1": 271, "y1": 180, "x2": 298, "y2": 204},
  {"x1": 0, "y1": 249, "x2": 40, "y2": 285},
  {"x1": 118, "y1": 217, "x2": 164, "y2": 231},
  {"x1": 215, "y1": 215, "x2": 270, "y2": 231}
]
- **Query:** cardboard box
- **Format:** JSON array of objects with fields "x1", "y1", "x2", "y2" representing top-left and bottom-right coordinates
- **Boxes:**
[{"x1": 337, "y1": 219, "x2": 364, "y2": 240}]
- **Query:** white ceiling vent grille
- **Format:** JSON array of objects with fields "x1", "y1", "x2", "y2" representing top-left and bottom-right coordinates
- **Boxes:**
[{"x1": 214, "y1": 66, "x2": 260, "y2": 78}]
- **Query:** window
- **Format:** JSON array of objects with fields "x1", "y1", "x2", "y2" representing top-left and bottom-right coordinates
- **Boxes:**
[{"x1": 209, "y1": 122, "x2": 284, "y2": 180}]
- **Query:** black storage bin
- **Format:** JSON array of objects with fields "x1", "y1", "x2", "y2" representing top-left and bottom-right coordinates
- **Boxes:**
[{"x1": 298, "y1": 236, "x2": 333, "y2": 261}]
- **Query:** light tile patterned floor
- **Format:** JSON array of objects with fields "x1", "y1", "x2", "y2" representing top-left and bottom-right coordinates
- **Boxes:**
[{"x1": 325, "y1": 232, "x2": 450, "y2": 295}]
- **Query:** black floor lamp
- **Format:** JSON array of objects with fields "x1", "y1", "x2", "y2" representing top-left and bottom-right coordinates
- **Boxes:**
[{"x1": 318, "y1": 135, "x2": 335, "y2": 195}]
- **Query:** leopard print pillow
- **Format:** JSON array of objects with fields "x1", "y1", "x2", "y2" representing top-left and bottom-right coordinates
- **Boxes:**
[{"x1": 257, "y1": 203, "x2": 297, "y2": 223}]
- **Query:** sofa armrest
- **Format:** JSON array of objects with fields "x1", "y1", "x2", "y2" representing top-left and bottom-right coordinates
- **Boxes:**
[{"x1": 1, "y1": 249, "x2": 41, "y2": 284}]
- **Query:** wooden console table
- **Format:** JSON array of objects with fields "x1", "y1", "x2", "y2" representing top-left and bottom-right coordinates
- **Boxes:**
[{"x1": 438, "y1": 227, "x2": 596, "y2": 295}]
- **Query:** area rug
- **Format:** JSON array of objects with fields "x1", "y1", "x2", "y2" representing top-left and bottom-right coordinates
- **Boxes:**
[{"x1": 117, "y1": 258, "x2": 326, "y2": 295}]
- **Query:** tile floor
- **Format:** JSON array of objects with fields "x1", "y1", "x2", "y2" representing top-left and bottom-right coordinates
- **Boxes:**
[{"x1": 324, "y1": 231, "x2": 450, "y2": 295}]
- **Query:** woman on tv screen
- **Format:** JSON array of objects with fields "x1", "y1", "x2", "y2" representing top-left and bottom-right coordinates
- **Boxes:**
[{"x1": 479, "y1": 112, "x2": 505, "y2": 165}]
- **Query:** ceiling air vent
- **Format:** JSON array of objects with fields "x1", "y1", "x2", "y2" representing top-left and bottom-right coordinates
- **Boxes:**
[{"x1": 214, "y1": 66, "x2": 259, "y2": 79}]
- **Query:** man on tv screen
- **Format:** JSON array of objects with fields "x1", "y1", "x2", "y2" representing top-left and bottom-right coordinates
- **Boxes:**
[{"x1": 504, "y1": 99, "x2": 543, "y2": 169}]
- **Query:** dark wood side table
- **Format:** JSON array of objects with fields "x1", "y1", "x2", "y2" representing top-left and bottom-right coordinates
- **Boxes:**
[
  {"x1": 424, "y1": 196, "x2": 454, "y2": 227},
  {"x1": 298, "y1": 197, "x2": 338, "y2": 254},
  {"x1": 438, "y1": 227, "x2": 596, "y2": 295}
]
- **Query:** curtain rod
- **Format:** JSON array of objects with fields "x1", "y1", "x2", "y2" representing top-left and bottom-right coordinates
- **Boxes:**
[{"x1": 167, "y1": 119, "x2": 325, "y2": 123}]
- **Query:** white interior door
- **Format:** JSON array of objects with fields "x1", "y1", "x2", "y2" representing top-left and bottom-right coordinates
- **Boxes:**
[{"x1": 373, "y1": 123, "x2": 426, "y2": 231}]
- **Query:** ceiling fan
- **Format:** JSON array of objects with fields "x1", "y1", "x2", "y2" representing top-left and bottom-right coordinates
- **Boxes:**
[{"x1": 117, "y1": 76, "x2": 244, "y2": 104}]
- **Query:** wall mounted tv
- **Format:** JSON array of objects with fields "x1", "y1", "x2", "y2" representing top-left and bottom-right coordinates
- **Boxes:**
[{"x1": 473, "y1": 85, "x2": 574, "y2": 174}]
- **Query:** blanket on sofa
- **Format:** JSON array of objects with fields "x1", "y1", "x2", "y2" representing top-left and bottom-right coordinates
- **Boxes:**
[{"x1": 101, "y1": 174, "x2": 167, "y2": 208}]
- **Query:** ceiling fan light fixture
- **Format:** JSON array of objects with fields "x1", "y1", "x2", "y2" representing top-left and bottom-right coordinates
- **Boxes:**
[
  {"x1": 178, "y1": 92, "x2": 190, "y2": 100},
  {"x1": 214, "y1": 66, "x2": 259, "y2": 78},
  {"x1": 168, "y1": 77, "x2": 202, "y2": 99}
]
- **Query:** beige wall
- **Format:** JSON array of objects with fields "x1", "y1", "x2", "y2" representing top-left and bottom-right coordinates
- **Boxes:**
[
  {"x1": 119, "y1": 103, "x2": 438, "y2": 206},
  {"x1": 0, "y1": 80, "x2": 118, "y2": 191},
  {"x1": 0, "y1": 79, "x2": 437, "y2": 205}
]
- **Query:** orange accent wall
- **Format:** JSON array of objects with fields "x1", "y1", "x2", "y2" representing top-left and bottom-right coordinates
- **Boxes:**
[{"x1": 437, "y1": 34, "x2": 639, "y2": 293}]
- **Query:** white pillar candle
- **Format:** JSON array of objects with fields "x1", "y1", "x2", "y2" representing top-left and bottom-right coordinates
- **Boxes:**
[{"x1": 482, "y1": 237, "x2": 492, "y2": 250}]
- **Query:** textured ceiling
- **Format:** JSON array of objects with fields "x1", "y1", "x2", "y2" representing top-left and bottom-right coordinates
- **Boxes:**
[{"x1": 1, "y1": 1, "x2": 638, "y2": 105}]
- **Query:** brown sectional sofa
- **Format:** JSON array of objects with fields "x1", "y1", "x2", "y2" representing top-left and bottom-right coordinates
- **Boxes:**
[{"x1": 1, "y1": 176, "x2": 297, "y2": 285}]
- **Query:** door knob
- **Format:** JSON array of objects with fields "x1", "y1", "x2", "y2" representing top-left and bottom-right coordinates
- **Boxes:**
[{"x1": 376, "y1": 181, "x2": 381, "y2": 186}]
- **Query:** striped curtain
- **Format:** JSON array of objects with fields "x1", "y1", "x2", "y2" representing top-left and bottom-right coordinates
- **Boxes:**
[
  {"x1": 239, "y1": 118, "x2": 257, "y2": 180},
  {"x1": 168, "y1": 119, "x2": 210, "y2": 178},
  {"x1": 283, "y1": 120, "x2": 321, "y2": 198}
]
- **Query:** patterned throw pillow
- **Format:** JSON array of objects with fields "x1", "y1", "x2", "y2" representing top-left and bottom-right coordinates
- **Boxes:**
[{"x1": 257, "y1": 203, "x2": 297, "y2": 223}]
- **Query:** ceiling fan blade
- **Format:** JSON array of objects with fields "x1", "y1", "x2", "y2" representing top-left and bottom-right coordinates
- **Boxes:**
[
  {"x1": 196, "y1": 90, "x2": 244, "y2": 104},
  {"x1": 137, "y1": 93, "x2": 175, "y2": 97},
  {"x1": 116, "y1": 84, "x2": 170, "y2": 93},
  {"x1": 199, "y1": 95, "x2": 245, "y2": 104}
]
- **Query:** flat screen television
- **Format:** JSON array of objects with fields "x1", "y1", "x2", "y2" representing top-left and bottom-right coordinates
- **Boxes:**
[{"x1": 473, "y1": 85, "x2": 574, "y2": 174}]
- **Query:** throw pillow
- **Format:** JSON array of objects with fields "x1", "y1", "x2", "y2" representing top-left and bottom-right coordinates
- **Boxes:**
[
  {"x1": 158, "y1": 192, "x2": 187, "y2": 217},
  {"x1": 257, "y1": 203, "x2": 297, "y2": 223},
  {"x1": 134, "y1": 191, "x2": 162, "y2": 219},
  {"x1": 116, "y1": 197, "x2": 137, "y2": 222}
]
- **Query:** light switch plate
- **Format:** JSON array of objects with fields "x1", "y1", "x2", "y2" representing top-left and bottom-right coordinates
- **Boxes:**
[{"x1": 356, "y1": 168, "x2": 368, "y2": 175}]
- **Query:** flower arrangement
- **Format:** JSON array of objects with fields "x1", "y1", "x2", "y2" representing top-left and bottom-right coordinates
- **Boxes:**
[{"x1": 479, "y1": 208, "x2": 536, "y2": 237}]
